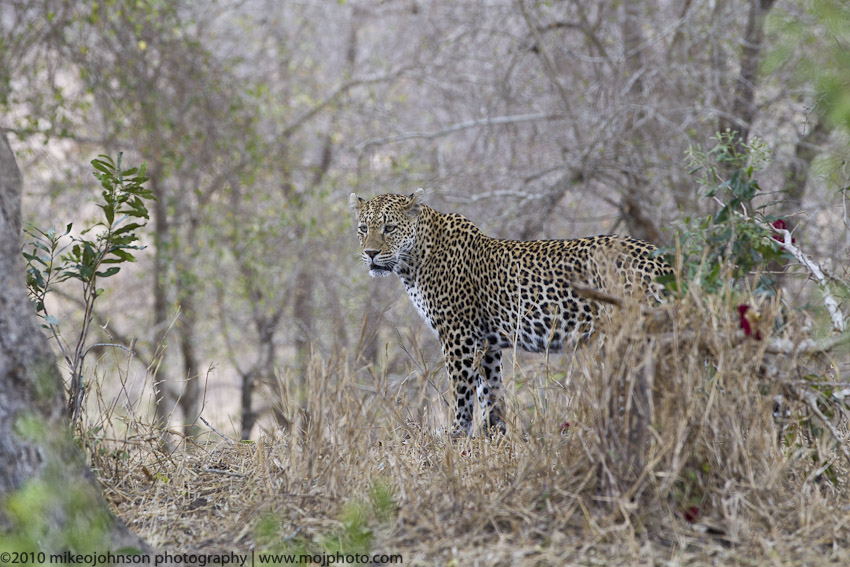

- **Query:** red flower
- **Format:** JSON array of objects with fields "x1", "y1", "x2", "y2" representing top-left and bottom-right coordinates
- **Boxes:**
[
  {"x1": 683, "y1": 506, "x2": 700, "y2": 523},
  {"x1": 738, "y1": 304, "x2": 763, "y2": 340},
  {"x1": 771, "y1": 219, "x2": 796, "y2": 244},
  {"x1": 559, "y1": 421, "x2": 571, "y2": 433}
]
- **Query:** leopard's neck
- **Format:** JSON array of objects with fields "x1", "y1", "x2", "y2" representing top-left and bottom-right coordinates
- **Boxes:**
[{"x1": 394, "y1": 207, "x2": 434, "y2": 290}]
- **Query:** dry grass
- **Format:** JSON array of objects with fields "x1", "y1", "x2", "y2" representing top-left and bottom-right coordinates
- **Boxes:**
[{"x1": 84, "y1": 289, "x2": 850, "y2": 566}]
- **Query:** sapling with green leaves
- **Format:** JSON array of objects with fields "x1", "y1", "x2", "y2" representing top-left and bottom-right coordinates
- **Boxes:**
[
  {"x1": 658, "y1": 130, "x2": 793, "y2": 295},
  {"x1": 22, "y1": 153, "x2": 153, "y2": 424}
]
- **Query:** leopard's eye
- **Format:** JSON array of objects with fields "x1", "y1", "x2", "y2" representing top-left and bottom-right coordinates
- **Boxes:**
[
  {"x1": 383, "y1": 224, "x2": 397, "y2": 234},
  {"x1": 358, "y1": 224, "x2": 367, "y2": 233}
]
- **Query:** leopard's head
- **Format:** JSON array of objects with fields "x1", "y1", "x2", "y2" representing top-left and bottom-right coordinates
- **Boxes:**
[{"x1": 349, "y1": 188, "x2": 424, "y2": 277}]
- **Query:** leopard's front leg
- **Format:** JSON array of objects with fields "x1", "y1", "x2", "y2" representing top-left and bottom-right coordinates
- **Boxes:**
[{"x1": 441, "y1": 339, "x2": 478, "y2": 437}]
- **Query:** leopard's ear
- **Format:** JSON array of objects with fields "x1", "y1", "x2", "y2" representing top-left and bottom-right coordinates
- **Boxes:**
[
  {"x1": 349, "y1": 192, "x2": 366, "y2": 212},
  {"x1": 405, "y1": 188, "x2": 425, "y2": 218},
  {"x1": 349, "y1": 192, "x2": 367, "y2": 225}
]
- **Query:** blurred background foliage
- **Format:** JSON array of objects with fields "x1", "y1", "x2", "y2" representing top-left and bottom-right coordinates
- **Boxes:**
[{"x1": 1, "y1": 0, "x2": 848, "y2": 439}]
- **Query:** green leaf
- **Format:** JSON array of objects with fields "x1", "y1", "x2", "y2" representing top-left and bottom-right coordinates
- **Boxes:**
[
  {"x1": 104, "y1": 249, "x2": 137, "y2": 262},
  {"x1": 91, "y1": 159, "x2": 114, "y2": 176},
  {"x1": 96, "y1": 267, "x2": 120, "y2": 278},
  {"x1": 99, "y1": 202, "x2": 115, "y2": 226},
  {"x1": 112, "y1": 222, "x2": 144, "y2": 235}
]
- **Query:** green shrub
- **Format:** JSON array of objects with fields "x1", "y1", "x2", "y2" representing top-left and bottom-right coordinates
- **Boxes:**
[{"x1": 22, "y1": 153, "x2": 153, "y2": 423}]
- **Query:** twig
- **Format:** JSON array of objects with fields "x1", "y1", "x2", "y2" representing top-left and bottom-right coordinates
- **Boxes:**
[
  {"x1": 199, "y1": 415, "x2": 234, "y2": 446},
  {"x1": 202, "y1": 468, "x2": 244, "y2": 477},
  {"x1": 53, "y1": 287, "x2": 155, "y2": 369},
  {"x1": 83, "y1": 342, "x2": 135, "y2": 358},
  {"x1": 795, "y1": 386, "x2": 850, "y2": 468}
]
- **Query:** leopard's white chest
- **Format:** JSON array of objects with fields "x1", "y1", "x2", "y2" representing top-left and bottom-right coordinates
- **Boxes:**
[{"x1": 403, "y1": 281, "x2": 437, "y2": 335}]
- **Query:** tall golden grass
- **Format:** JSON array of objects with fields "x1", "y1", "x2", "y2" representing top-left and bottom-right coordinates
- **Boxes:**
[{"x1": 84, "y1": 286, "x2": 849, "y2": 565}]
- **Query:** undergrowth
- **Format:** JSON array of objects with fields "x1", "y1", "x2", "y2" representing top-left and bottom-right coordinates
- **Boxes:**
[
  {"x1": 27, "y1": 137, "x2": 850, "y2": 565},
  {"x1": 76, "y1": 282, "x2": 850, "y2": 566}
]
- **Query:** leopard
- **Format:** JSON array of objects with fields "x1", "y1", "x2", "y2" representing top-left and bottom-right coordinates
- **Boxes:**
[{"x1": 349, "y1": 188, "x2": 671, "y2": 436}]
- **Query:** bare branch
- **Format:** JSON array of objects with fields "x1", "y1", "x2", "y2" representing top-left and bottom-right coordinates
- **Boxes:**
[
  {"x1": 762, "y1": 220, "x2": 847, "y2": 332},
  {"x1": 83, "y1": 342, "x2": 135, "y2": 359},
  {"x1": 764, "y1": 332, "x2": 850, "y2": 356},
  {"x1": 517, "y1": 0, "x2": 577, "y2": 135},
  {"x1": 199, "y1": 415, "x2": 235, "y2": 446},
  {"x1": 354, "y1": 112, "x2": 566, "y2": 152},
  {"x1": 282, "y1": 67, "x2": 412, "y2": 139}
]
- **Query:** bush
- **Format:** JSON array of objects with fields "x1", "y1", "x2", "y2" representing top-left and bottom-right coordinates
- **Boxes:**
[
  {"x1": 22, "y1": 153, "x2": 152, "y2": 424},
  {"x1": 658, "y1": 130, "x2": 792, "y2": 295}
]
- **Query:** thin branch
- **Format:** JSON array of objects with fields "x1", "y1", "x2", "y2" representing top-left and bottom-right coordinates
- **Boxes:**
[
  {"x1": 202, "y1": 468, "x2": 244, "y2": 477},
  {"x1": 653, "y1": 328, "x2": 849, "y2": 356},
  {"x1": 355, "y1": 112, "x2": 566, "y2": 152},
  {"x1": 517, "y1": 0, "x2": 572, "y2": 109},
  {"x1": 82, "y1": 342, "x2": 135, "y2": 358},
  {"x1": 199, "y1": 415, "x2": 235, "y2": 446},
  {"x1": 282, "y1": 67, "x2": 411, "y2": 139},
  {"x1": 53, "y1": 287, "x2": 153, "y2": 368},
  {"x1": 724, "y1": 206, "x2": 847, "y2": 333},
  {"x1": 535, "y1": 20, "x2": 609, "y2": 62}
]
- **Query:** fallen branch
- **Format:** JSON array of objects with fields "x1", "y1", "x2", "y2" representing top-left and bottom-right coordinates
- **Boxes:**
[
  {"x1": 652, "y1": 327, "x2": 849, "y2": 356},
  {"x1": 764, "y1": 332, "x2": 850, "y2": 355},
  {"x1": 760, "y1": 219, "x2": 847, "y2": 333}
]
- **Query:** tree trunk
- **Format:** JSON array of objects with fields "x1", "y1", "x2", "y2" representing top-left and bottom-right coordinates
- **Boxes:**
[
  {"x1": 617, "y1": 3, "x2": 662, "y2": 244},
  {"x1": 241, "y1": 309, "x2": 283, "y2": 439},
  {"x1": 292, "y1": 266, "x2": 315, "y2": 381},
  {"x1": 783, "y1": 118, "x2": 831, "y2": 212},
  {"x1": 621, "y1": 183, "x2": 663, "y2": 244},
  {"x1": 176, "y1": 205, "x2": 205, "y2": 438},
  {"x1": 519, "y1": 171, "x2": 581, "y2": 240},
  {"x1": 0, "y1": 132, "x2": 166, "y2": 561},
  {"x1": 177, "y1": 281, "x2": 202, "y2": 438},
  {"x1": 150, "y1": 170, "x2": 175, "y2": 431},
  {"x1": 718, "y1": 0, "x2": 778, "y2": 150}
]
